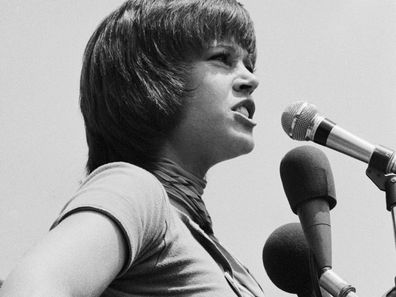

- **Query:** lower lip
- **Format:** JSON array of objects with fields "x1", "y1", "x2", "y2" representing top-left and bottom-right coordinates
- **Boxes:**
[{"x1": 233, "y1": 112, "x2": 257, "y2": 127}]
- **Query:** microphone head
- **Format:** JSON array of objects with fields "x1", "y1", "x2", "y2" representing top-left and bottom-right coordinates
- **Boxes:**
[
  {"x1": 281, "y1": 101, "x2": 318, "y2": 140},
  {"x1": 280, "y1": 145, "x2": 337, "y2": 214},
  {"x1": 263, "y1": 223, "x2": 313, "y2": 295}
]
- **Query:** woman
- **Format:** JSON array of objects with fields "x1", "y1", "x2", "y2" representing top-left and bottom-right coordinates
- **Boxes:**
[{"x1": 0, "y1": 0, "x2": 262, "y2": 296}]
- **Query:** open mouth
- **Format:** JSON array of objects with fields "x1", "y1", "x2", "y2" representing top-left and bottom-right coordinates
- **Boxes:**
[{"x1": 232, "y1": 99, "x2": 255, "y2": 119}]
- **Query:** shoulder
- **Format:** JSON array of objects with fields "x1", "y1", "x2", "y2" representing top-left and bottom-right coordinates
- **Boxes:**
[
  {"x1": 84, "y1": 162, "x2": 164, "y2": 196},
  {"x1": 53, "y1": 162, "x2": 173, "y2": 273},
  {"x1": 59, "y1": 162, "x2": 170, "y2": 223},
  {"x1": 72, "y1": 162, "x2": 168, "y2": 210}
]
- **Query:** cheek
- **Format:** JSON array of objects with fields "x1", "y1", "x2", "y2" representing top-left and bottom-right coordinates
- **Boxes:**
[
  {"x1": 185, "y1": 74, "x2": 232, "y2": 132},
  {"x1": 190, "y1": 89, "x2": 226, "y2": 119}
]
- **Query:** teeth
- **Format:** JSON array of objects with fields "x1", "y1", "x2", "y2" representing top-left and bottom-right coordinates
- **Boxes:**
[{"x1": 236, "y1": 106, "x2": 250, "y2": 118}]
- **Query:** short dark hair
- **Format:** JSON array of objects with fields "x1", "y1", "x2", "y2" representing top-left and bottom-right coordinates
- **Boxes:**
[{"x1": 80, "y1": 0, "x2": 257, "y2": 173}]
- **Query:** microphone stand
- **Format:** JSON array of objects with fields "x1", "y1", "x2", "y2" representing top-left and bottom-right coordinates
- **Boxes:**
[
  {"x1": 365, "y1": 146, "x2": 396, "y2": 296},
  {"x1": 308, "y1": 251, "x2": 332, "y2": 297},
  {"x1": 386, "y1": 176, "x2": 396, "y2": 248}
]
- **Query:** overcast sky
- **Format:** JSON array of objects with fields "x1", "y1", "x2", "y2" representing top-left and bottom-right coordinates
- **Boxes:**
[{"x1": 1, "y1": 1, "x2": 396, "y2": 296}]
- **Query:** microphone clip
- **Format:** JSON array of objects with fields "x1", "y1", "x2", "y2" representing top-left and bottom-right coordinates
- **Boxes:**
[
  {"x1": 366, "y1": 145, "x2": 396, "y2": 192},
  {"x1": 365, "y1": 145, "x2": 396, "y2": 212}
]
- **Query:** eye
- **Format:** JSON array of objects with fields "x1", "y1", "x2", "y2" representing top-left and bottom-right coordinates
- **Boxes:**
[{"x1": 209, "y1": 51, "x2": 233, "y2": 66}]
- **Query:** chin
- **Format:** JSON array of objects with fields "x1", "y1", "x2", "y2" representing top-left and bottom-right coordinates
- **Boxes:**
[
  {"x1": 228, "y1": 135, "x2": 255, "y2": 159},
  {"x1": 240, "y1": 139, "x2": 255, "y2": 155}
]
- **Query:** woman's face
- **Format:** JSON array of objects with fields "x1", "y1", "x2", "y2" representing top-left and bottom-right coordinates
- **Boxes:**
[{"x1": 166, "y1": 40, "x2": 259, "y2": 174}]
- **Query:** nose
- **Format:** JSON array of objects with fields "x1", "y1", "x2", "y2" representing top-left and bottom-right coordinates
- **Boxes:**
[{"x1": 233, "y1": 63, "x2": 259, "y2": 95}]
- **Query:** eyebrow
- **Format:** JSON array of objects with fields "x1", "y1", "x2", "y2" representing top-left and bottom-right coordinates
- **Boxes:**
[
  {"x1": 209, "y1": 43, "x2": 239, "y2": 52},
  {"x1": 209, "y1": 43, "x2": 249, "y2": 59}
]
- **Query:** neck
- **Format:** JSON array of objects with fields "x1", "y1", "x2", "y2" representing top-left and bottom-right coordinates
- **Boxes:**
[
  {"x1": 158, "y1": 143, "x2": 212, "y2": 179},
  {"x1": 152, "y1": 155, "x2": 212, "y2": 234}
]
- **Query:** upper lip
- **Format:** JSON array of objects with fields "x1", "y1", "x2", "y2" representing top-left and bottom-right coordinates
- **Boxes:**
[{"x1": 231, "y1": 98, "x2": 256, "y2": 119}]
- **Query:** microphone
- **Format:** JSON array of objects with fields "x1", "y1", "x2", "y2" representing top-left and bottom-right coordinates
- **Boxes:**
[
  {"x1": 280, "y1": 145, "x2": 336, "y2": 271},
  {"x1": 281, "y1": 101, "x2": 396, "y2": 175},
  {"x1": 263, "y1": 222, "x2": 322, "y2": 297},
  {"x1": 280, "y1": 146, "x2": 358, "y2": 297}
]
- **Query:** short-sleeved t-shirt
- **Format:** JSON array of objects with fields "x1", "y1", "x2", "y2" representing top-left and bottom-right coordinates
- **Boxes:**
[{"x1": 52, "y1": 162, "x2": 263, "y2": 297}]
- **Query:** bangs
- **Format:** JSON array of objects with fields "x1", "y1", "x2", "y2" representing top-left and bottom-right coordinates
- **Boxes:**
[{"x1": 145, "y1": 0, "x2": 257, "y2": 65}]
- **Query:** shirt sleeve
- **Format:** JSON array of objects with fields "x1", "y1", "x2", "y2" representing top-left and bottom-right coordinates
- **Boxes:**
[{"x1": 51, "y1": 162, "x2": 170, "y2": 276}]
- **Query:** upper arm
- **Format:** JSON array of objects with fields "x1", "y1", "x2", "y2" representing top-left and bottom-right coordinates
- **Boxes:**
[
  {"x1": 0, "y1": 164, "x2": 169, "y2": 297},
  {"x1": 0, "y1": 211, "x2": 126, "y2": 297}
]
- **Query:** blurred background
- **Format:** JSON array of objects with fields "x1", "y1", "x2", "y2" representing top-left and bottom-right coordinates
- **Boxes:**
[{"x1": 1, "y1": 0, "x2": 396, "y2": 296}]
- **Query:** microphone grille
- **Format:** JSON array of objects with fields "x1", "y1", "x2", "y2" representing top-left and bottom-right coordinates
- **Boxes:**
[
  {"x1": 263, "y1": 223, "x2": 313, "y2": 295},
  {"x1": 281, "y1": 101, "x2": 318, "y2": 140}
]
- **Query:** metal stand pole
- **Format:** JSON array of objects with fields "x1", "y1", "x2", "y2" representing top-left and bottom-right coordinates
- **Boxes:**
[
  {"x1": 366, "y1": 161, "x2": 396, "y2": 296},
  {"x1": 386, "y1": 176, "x2": 396, "y2": 249}
]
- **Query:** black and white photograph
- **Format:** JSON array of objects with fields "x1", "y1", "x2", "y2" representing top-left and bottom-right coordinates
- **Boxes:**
[{"x1": 1, "y1": 1, "x2": 396, "y2": 296}]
